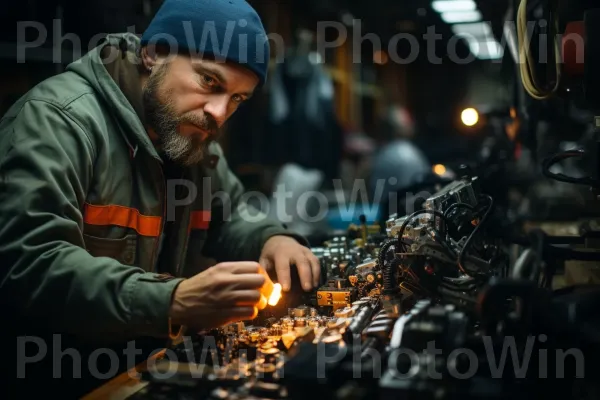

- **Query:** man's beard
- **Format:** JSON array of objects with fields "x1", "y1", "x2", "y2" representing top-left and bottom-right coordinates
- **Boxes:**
[{"x1": 142, "y1": 63, "x2": 219, "y2": 166}]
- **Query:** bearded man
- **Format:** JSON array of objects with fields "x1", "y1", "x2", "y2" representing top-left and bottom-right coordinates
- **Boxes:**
[{"x1": 0, "y1": 0, "x2": 320, "y2": 396}]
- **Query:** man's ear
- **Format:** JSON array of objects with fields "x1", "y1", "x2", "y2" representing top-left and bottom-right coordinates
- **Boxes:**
[{"x1": 140, "y1": 46, "x2": 157, "y2": 72}]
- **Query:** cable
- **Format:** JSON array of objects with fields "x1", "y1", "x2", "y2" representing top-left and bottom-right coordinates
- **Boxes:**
[
  {"x1": 542, "y1": 149, "x2": 600, "y2": 187},
  {"x1": 457, "y1": 195, "x2": 495, "y2": 276},
  {"x1": 443, "y1": 202, "x2": 476, "y2": 219},
  {"x1": 517, "y1": 0, "x2": 561, "y2": 99},
  {"x1": 517, "y1": 0, "x2": 562, "y2": 100},
  {"x1": 382, "y1": 258, "x2": 402, "y2": 295},
  {"x1": 427, "y1": 227, "x2": 458, "y2": 258},
  {"x1": 378, "y1": 238, "x2": 397, "y2": 294}
]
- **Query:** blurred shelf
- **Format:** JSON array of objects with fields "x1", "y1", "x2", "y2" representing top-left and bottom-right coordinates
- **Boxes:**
[{"x1": 268, "y1": 58, "x2": 383, "y2": 99}]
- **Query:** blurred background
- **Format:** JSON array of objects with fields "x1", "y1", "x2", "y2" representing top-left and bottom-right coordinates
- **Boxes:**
[
  {"x1": 0, "y1": 0, "x2": 511, "y2": 164},
  {"x1": 2, "y1": 0, "x2": 598, "y2": 243}
]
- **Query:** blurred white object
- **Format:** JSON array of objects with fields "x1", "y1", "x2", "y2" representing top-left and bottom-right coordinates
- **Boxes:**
[{"x1": 269, "y1": 163, "x2": 325, "y2": 236}]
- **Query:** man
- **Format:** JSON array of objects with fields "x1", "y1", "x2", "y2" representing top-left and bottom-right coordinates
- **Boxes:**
[{"x1": 0, "y1": 0, "x2": 319, "y2": 395}]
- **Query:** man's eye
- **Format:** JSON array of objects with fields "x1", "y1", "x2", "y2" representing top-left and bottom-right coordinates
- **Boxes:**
[
  {"x1": 232, "y1": 94, "x2": 244, "y2": 103},
  {"x1": 202, "y1": 74, "x2": 217, "y2": 87}
]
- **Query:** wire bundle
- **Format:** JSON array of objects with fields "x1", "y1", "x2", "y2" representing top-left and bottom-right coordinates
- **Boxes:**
[
  {"x1": 517, "y1": 0, "x2": 562, "y2": 99},
  {"x1": 393, "y1": 197, "x2": 494, "y2": 277}
]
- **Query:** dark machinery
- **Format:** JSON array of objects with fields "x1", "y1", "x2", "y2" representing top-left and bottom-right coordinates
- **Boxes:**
[
  {"x1": 380, "y1": 174, "x2": 503, "y2": 310},
  {"x1": 124, "y1": 172, "x2": 600, "y2": 400}
]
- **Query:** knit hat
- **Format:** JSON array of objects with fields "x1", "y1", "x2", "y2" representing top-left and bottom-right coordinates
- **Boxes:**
[{"x1": 141, "y1": 0, "x2": 270, "y2": 85}]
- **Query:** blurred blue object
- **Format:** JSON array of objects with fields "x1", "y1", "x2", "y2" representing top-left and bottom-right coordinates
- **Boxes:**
[
  {"x1": 369, "y1": 139, "x2": 431, "y2": 200},
  {"x1": 327, "y1": 203, "x2": 380, "y2": 230}
]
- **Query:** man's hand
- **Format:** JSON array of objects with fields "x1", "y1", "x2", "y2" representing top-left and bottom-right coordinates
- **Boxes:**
[
  {"x1": 169, "y1": 262, "x2": 265, "y2": 331},
  {"x1": 259, "y1": 235, "x2": 320, "y2": 292}
]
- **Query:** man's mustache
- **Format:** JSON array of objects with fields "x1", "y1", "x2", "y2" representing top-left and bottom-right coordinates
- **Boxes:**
[{"x1": 181, "y1": 115, "x2": 218, "y2": 136}]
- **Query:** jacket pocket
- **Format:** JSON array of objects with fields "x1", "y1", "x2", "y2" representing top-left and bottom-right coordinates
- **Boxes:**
[{"x1": 83, "y1": 234, "x2": 138, "y2": 265}]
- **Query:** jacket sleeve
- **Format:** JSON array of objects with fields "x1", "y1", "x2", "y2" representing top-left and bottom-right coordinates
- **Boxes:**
[
  {"x1": 202, "y1": 143, "x2": 309, "y2": 262},
  {"x1": 0, "y1": 100, "x2": 183, "y2": 339}
]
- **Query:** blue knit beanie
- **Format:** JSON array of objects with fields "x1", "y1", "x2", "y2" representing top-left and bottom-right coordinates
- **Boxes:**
[{"x1": 141, "y1": 0, "x2": 270, "y2": 85}]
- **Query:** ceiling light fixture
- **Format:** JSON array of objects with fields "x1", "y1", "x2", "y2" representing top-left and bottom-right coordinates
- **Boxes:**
[
  {"x1": 432, "y1": 0, "x2": 477, "y2": 13},
  {"x1": 451, "y1": 21, "x2": 492, "y2": 38},
  {"x1": 441, "y1": 10, "x2": 482, "y2": 23}
]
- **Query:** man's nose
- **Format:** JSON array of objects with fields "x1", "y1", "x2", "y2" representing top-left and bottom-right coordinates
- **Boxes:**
[{"x1": 203, "y1": 94, "x2": 230, "y2": 127}]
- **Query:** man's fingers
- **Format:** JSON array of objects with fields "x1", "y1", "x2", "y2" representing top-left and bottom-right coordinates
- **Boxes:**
[
  {"x1": 257, "y1": 294, "x2": 268, "y2": 310},
  {"x1": 274, "y1": 254, "x2": 291, "y2": 291},
  {"x1": 229, "y1": 290, "x2": 262, "y2": 306},
  {"x1": 309, "y1": 253, "x2": 321, "y2": 287},
  {"x1": 295, "y1": 256, "x2": 314, "y2": 291},
  {"x1": 220, "y1": 262, "x2": 261, "y2": 274},
  {"x1": 259, "y1": 257, "x2": 272, "y2": 273},
  {"x1": 224, "y1": 273, "x2": 265, "y2": 290},
  {"x1": 224, "y1": 306, "x2": 257, "y2": 321}
]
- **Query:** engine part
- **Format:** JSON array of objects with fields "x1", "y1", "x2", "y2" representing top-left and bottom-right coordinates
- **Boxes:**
[{"x1": 382, "y1": 175, "x2": 505, "y2": 307}]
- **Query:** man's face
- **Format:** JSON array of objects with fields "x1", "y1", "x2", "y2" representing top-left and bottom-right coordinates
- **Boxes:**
[{"x1": 142, "y1": 54, "x2": 258, "y2": 165}]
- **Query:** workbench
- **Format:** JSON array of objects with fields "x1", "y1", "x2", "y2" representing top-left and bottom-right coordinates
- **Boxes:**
[{"x1": 81, "y1": 350, "x2": 166, "y2": 400}]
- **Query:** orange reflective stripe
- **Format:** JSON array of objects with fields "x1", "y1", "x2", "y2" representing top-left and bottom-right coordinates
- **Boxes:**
[
  {"x1": 190, "y1": 210, "x2": 211, "y2": 230},
  {"x1": 83, "y1": 203, "x2": 162, "y2": 237}
]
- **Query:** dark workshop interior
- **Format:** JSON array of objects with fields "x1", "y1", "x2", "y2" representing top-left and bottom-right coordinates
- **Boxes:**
[{"x1": 2, "y1": 0, "x2": 600, "y2": 399}]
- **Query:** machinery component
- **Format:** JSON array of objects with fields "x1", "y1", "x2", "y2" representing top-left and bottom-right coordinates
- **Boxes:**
[
  {"x1": 382, "y1": 175, "x2": 505, "y2": 307},
  {"x1": 308, "y1": 174, "x2": 503, "y2": 315},
  {"x1": 380, "y1": 300, "x2": 508, "y2": 400},
  {"x1": 316, "y1": 286, "x2": 357, "y2": 310}
]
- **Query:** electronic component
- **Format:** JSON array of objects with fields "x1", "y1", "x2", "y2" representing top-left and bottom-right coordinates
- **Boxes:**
[{"x1": 316, "y1": 277, "x2": 357, "y2": 310}]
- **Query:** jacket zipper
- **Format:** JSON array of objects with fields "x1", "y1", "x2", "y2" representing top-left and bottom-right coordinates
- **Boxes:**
[
  {"x1": 150, "y1": 162, "x2": 166, "y2": 270},
  {"x1": 175, "y1": 169, "x2": 192, "y2": 277},
  {"x1": 176, "y1": 210, "x2": 192, "y2": 277}
]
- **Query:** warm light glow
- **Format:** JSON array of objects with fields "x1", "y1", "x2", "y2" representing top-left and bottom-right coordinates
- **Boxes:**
[
  {"x1": 373, "y1": 50, "x2": 388, "y2": 64},
  {"x1": 268, "y1": 283, "x2": 282, "y2": 306},
  {"x1": 461, "y1": 108, "x2": 479, "y2": 126},
  {"x1": 258, "y1": 294, "x2": 268, "y2": 310},
  {"x1": 258, "y1": 265, "x2": 282, "y2": 308},
  {"x1": 433, "y1": 164, "x2": 447, "y2": 175}
]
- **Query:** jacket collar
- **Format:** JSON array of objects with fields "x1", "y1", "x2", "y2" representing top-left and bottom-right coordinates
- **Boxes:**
[{"x1": 66, "y1": 33, "x2": 220, "y2": 169}]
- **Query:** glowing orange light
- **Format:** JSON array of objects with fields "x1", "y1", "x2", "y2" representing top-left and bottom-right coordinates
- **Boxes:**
[
  {"x1": 258, "y1": 266, "x2": 283, "y2": 311},
  {"x1": 433, "y1": 164, "x2": 447, "y2": 175},
  {"x1": 268, "y1": 283, "x2": 282, "y2": 306}
]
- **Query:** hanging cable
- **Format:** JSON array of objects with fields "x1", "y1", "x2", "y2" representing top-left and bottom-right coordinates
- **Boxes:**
[
  {"x1": 517, "y1": 0, "x2": 562, "y2": 99},
  {"x1": 542, "y1": 149, "x2": 600, "y2": 187}
]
